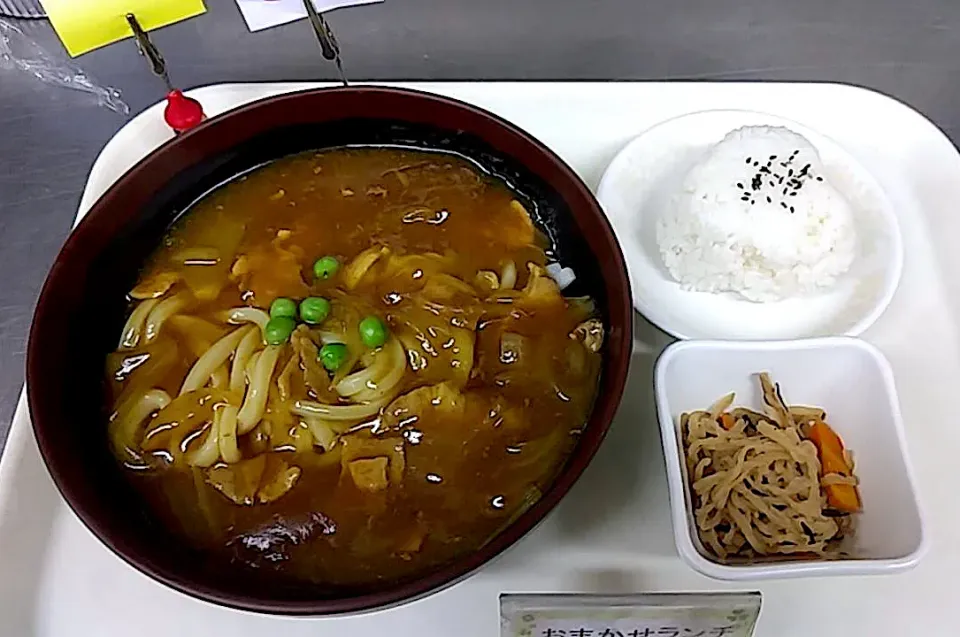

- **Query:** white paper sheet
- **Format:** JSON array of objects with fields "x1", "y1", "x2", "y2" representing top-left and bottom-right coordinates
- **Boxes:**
[{"x1": 234, "y1": 0, "x2": 383, "y2": 32}]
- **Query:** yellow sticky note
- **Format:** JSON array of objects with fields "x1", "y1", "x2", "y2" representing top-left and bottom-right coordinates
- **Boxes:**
[{"x1": 40, "y1": 0, "x2": 207, "y2": 57}]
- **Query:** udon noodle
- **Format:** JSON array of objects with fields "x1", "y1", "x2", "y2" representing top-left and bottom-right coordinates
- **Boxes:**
[
  {"x1": 104, "y1": 147, "x2": 604, "y2": 585},
  {"x1": 682, "y1": 373, "x2": 860, "y2": 560}
]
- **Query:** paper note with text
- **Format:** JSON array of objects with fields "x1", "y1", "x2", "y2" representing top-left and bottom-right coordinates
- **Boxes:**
[
  {"x1": 39, "y1": 0, "x2": 206, "y2": 57},
  {"x1": 234, "y1": 0, "x2": 383, "y2": 32},
  {"x1": 501, "y1": 593, "x2": 761, "y2": 637}
]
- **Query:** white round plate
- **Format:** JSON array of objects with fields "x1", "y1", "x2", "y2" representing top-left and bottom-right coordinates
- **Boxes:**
[{"x1": 597, "y1": 109, "x2": 903, "y2": 340}]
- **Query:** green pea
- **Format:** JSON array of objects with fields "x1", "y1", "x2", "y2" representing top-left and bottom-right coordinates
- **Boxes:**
[
  {"x1": 313, "y1": 256, "x2": 340, "y2": 280},
  {"x1": 264, "y1": 317, "x2": 296, "y2": 345},
  {"x1": 269, "y1": 297, "x2": 297, "y2": 319},
  {"x1": 319, "y1": 342, "x2": 349, "y2": 372},
  {"x1": 299, "y1": 296, "x2": 331, "y2": 325},
  {"x1": 359, "y1": 315, "x2": 389, "y2": 348}
]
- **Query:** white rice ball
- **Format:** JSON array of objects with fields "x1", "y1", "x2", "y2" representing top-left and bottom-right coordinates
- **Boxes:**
[{"x1": 656, "y1": 126, "x2": 857, "y2": 303}]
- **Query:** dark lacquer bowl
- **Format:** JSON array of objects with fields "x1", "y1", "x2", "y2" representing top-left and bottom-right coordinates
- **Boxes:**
[{"x1": 27, "y1": 86, "x2": 632, "y2": 615}]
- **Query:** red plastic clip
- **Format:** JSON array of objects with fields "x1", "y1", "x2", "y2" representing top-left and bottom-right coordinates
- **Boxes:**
[
  {"x1": 126, "y1": 14, "x2": 206, "y2": 134},
  {"x1": 164, "y1": 89, "x2": 205, "y2": 134}
]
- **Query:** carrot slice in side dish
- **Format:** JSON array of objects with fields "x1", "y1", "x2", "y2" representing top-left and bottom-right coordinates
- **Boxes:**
[
  {"x1": 719, "y1": 413, "x2": 736, "y2": 430},
  {"x1": 807, "y1": 420, "x2": 862, "y2": 513}
]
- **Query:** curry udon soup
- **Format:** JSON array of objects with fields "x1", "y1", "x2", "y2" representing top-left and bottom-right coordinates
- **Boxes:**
[{"x1": 106, "y1": 147, "x2": 604, "y2": 586}]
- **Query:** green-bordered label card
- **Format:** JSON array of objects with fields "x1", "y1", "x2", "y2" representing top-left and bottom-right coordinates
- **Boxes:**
[{"x1": 501, "y1": 592, "x2": 761, "y2": 637}]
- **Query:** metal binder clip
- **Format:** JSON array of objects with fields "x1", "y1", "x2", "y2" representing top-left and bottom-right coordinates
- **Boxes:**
[
  {"x1": 126, "y1": 13, "x2": 173, "y2": 90},
  {"x1": 126, "y1": 13, "x2": 205, "y2": 134},
  {"x1": 302, "y1": 0, "x2": 348, "y2": 86}
]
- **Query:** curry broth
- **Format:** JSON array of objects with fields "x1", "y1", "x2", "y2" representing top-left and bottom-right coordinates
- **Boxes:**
[{"x1": 109, "y1": 148, "x2": 602, "y2": 586}]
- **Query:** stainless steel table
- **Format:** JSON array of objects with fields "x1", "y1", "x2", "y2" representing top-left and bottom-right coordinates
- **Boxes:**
[{"x1": 1, "y1": 0, "x2": 956, "y2": 450}]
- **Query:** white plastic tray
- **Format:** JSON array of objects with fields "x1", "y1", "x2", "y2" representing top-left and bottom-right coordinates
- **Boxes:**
[{"x1": 2, "y1": 82, "x2": 958, "y2": 636}]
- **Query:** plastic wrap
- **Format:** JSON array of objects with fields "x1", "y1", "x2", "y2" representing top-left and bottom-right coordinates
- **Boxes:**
[{"x1": 0, "y1": 18, "x2": 128, "y2": 114}]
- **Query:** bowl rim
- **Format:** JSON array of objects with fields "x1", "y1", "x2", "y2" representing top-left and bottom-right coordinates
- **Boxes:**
[
  {"x1": 26, "y1": 85, "x2": 634, "y2": 614},
  {"x1": 653, "y1": 337, "x2": 929, "y2": 580}
]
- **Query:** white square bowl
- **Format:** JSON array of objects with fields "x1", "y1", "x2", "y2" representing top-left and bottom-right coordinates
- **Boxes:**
[{"x1": 654, "y1": 337, "x2": 927, "y2": 580}]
